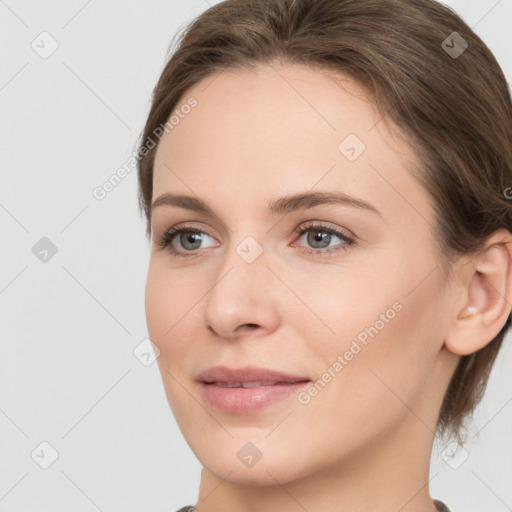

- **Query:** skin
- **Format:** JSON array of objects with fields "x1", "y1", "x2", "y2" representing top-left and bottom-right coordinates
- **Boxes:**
[{"x1": 145, "y1": 61, "x2": 512, "y2": 512}]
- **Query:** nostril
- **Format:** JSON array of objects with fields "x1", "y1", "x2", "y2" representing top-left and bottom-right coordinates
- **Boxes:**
[{"x1": 235, "y1": 323, "x2": 260, "y2": 333}]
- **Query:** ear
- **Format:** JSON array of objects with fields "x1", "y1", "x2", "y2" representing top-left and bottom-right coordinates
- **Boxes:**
[{"x1": 445, "y1": 229, "x2": 512, "y2": 356}]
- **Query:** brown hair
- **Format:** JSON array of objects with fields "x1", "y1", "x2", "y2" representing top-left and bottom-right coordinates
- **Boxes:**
[{"x1": 136, "y1": 0, "x2": 512, "y2": 445}]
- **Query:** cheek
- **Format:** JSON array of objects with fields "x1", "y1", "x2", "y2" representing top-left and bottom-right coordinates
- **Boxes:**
[
  {"x1": 289, "y1": 303, "x2": 434, "y2": 472},
  {"x1": 294, "y1": 258, "x2": 439, "y2": 419},
  {"x1": 144, "y1": 264, "x2": 197, "y2": 362},
  {"x1": 145, "y1": 266, "x2": 197, "y2": 416},
  {"x1": 145, "y1": 266, "x2": 171, "y2": 342},
  {"x1": 286, "y1": 262, "x2": 400, "y2": 351}
]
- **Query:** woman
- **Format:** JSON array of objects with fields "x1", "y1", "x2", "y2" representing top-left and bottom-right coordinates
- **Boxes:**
[{"x1": 136, "y1": 0, "x2": 512, "y2": 510}]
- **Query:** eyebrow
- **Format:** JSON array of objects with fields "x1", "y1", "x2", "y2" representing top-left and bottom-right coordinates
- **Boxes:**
[{"x1": 151, "y1": 191, "x2": 381, "y2": 218}]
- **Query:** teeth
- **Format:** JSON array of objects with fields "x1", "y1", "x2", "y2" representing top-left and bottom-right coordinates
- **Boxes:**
[
  {"x1": 212, "y1": 381, "x2": 241, "y2": 387},
  {"x1": 241, "y1": 381, "x2": 276, "y2": 388},
  {"x1": 212, "y1": 381, "x2": 278, "y2": 387}
]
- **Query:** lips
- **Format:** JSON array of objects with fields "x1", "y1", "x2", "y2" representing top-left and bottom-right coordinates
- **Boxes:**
[
  {"x1": 196, "y1": 365, "x2": 311, "y2": 414},
  {"x1": 195, "y1": 365, "x2": 310, "y2": 385}
]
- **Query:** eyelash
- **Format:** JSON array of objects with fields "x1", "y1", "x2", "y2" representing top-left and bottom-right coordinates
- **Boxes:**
[{"x1": 156, "y1": 221, "x2": 355, "y2": 258}]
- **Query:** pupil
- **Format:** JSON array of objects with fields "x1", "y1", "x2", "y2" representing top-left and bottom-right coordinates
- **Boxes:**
[
  {"x1": 308, "y1": 230, "x2": 330, "y2": 248},
  {"x1": 182, "y1": 232, "x2": 202, "y2": 249}
]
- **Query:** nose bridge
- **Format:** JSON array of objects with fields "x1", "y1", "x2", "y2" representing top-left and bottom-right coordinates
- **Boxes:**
[
  {"x1": 215, "y1": 229, "x2": 269, "y2": 290},
  {"x1": 202, "y1": 231, "x2": 279, "y2": 338}
]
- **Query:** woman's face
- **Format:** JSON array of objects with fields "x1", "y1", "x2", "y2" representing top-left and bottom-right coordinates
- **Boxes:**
[{"x1": 145, "y1": 62, "x2": 460, "y2": 485}]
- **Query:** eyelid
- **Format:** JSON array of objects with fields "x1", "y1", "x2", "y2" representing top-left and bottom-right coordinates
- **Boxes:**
[
  {"x1": 154, "y1": 221, "x2": 220, "y2": 243},
  {"x1": 293, "y1": 220, "x2": 354, "y2": 240}
]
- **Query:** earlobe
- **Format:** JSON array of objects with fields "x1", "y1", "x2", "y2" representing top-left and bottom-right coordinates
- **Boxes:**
[{"x1": 445, "y1": 229, "x2": 512, "y2": 356}]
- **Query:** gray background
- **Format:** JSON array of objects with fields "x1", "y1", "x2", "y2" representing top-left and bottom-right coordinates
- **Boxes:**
[{"x1": 1, "y1": 1, "x2": 511, "y2": 511}]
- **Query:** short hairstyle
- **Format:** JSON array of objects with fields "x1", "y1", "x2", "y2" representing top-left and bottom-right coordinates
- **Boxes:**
[{"x1": 137, "y1": 0, "x2": 512, "y2": 445}]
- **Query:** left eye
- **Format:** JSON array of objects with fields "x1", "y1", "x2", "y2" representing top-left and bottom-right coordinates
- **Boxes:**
[{"x1": 293, "y1": 223, "x2": 354, "y2": 254}]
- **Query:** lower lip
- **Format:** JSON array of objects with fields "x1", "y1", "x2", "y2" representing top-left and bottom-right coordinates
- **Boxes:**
[{"x1": 198, "y1": 381, "x2": 310, "y2": 414}]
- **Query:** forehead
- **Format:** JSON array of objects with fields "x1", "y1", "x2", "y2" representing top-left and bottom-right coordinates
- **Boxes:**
[{"x1": 152, "y1": 62, "x2": 422, "y2": 215}]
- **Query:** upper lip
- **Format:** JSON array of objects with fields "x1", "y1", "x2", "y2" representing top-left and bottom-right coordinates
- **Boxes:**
[{"x1": 196, "y1": 365, "x2": 310, "y2": 384}]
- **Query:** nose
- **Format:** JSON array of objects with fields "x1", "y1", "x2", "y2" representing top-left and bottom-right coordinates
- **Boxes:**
[{"x1": 202, "y1": 240, "x2": 281, "y2": 340}]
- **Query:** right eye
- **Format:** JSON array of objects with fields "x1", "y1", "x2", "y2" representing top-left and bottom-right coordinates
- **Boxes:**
[{"x1": 156, "y1": 225, "x2": 219, "y2": 257}]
